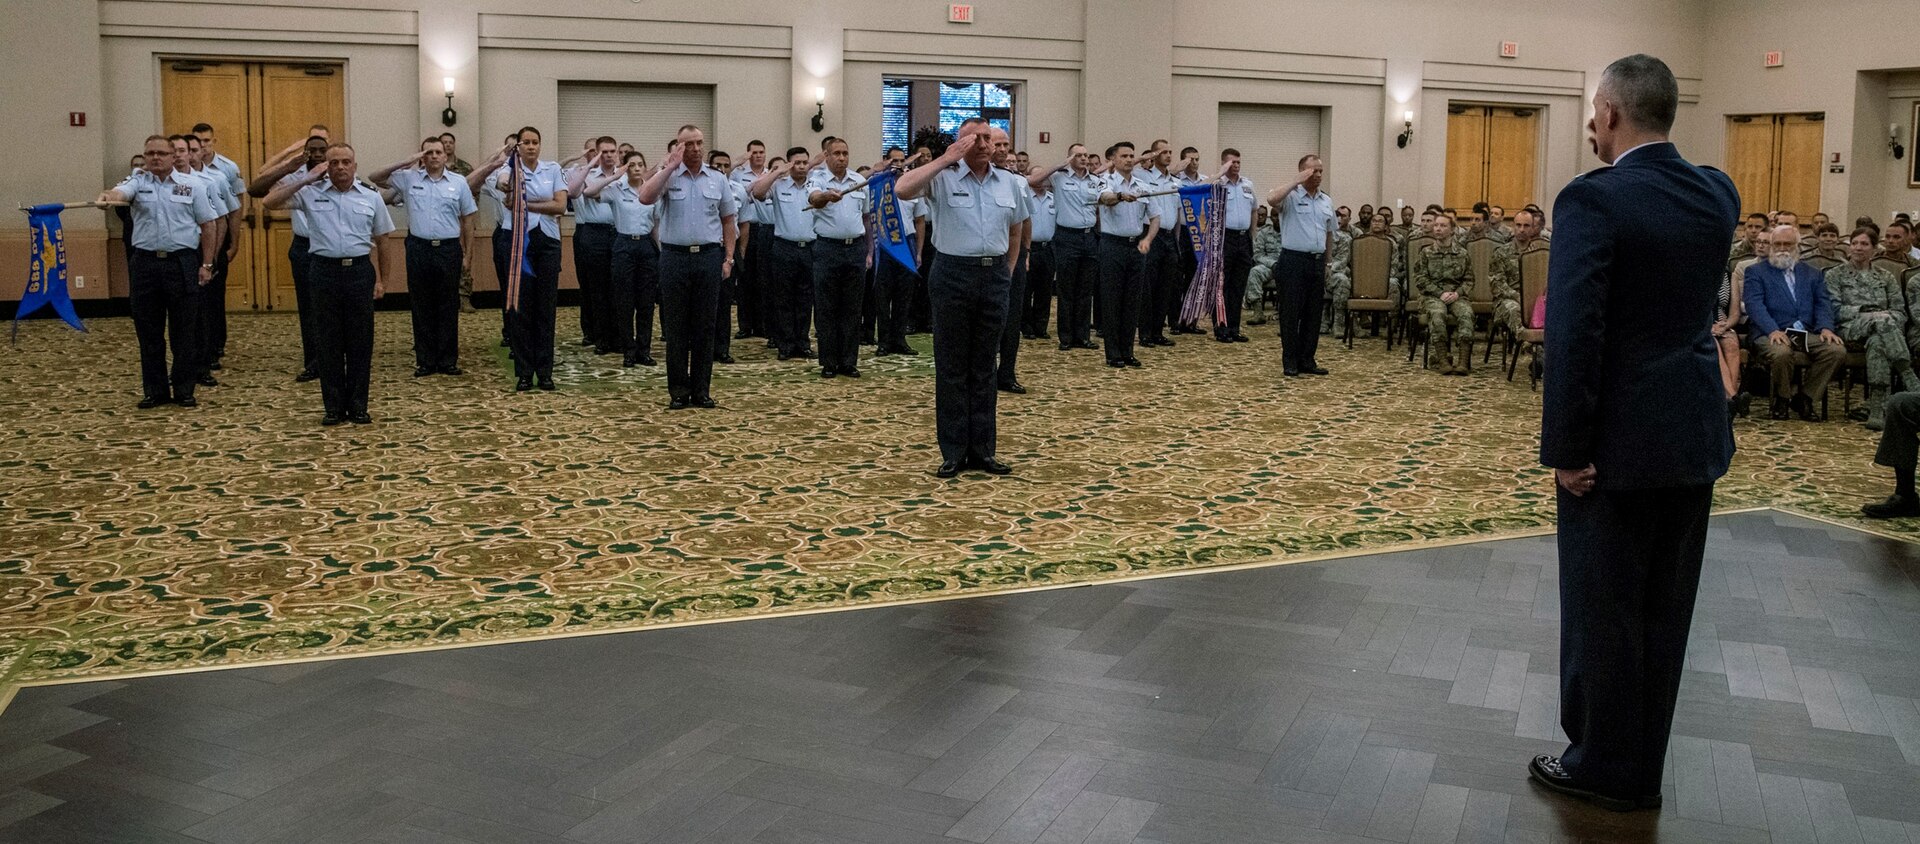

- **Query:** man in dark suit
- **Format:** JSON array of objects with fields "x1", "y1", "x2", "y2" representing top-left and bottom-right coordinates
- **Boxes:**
[
  {"x1": 1535, "y1": 54, "x2": 1739, "y2": 813},
  {"x1": 1742, "y1": 225, "x2": 1845, "y2": 420}
]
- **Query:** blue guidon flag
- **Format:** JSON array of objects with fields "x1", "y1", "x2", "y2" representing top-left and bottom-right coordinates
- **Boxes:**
[
  {"x1": 14, "y1": 204, "x2": 87, "y2": 341},
  {"x1": 1177, "y1": 182, "x2": 1226, "y2": 325},
  {"x1": 867, "y1": 169, "x2": 918, "y2": 274}
]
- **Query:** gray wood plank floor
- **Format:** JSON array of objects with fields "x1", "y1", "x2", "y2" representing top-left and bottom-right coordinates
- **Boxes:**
[{"x1": 2, "y1": 510, "x2": 1917, "y2": 843}]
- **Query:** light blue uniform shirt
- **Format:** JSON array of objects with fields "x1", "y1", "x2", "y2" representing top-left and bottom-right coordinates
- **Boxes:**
[
  {"x1": 605, "y1": 178, "x2": 657, "y2": 237},
  {"x1": 114, "y1": 170, "x2": 220, "y2": 251},
  {"x1": 1221, "y1": 176, "x2": 1257, "y2": 232},
  {"x1": 287, "y1": 180, "x2": 397, "y2": 258},
  {"x1": 1139, "y1": 168, "x2": 1181, "y2": 238},
  {"x1": 807, "y1": 169, "x2": 868, "y2": 240},
  {"x1": 187, "y1": 167, "x2": 239, "y2": 215},
  {"x1": 570, "y1": 165, "x2": 617, "y2": 225},
  {"x1": 389, "y1": 168, "x2": 477, "y2": 240},
  {"x1": 1096, "y1": 171, "x2": 1157, "y2": 237},
  {"x1": 729, "y1": 166, "x2": 764, "y2": 224},
  {"x1": 648, "y1": 164, "x2": 737, "y2": 246},
  {"x1": 765, "y1": 175, "x2": 816, "y2": 243},
  {"x1": 1046, "y1": 170, "x2": 1100, "y2": 229},
  {"x1": 490, "y1": 160, "x2": 565, "y2": 239},
  {"x1": 277, "y1": 166, "x2": 315, "y2": 237},
  {"x1": 1029, "y1": 185, "x2": 1056, "y2": 243},
  {"x1": 1277, "y1": 185, "x2": 1337, "y2": 254},
  {"x1": 210, "y1": 153, "x2": 246, "y2": 196},
  {"x1": 922, "y1": 162, "x2": 1029, "y2": 257}
]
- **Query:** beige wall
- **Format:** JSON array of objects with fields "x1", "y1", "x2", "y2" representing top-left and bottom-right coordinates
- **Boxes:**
[{"x1": 4, "y1": 0, "x2": 1916, "y2": 301}]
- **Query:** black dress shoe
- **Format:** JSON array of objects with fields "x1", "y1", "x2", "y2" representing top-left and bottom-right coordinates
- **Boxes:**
[
  {"x1": 875, "y1": 349, "x2": 892, "y2": 357},
  {"x1": 1231, "y1": 334, "x2": 1250, "y2": 343},
  {"x1": 668, "y1": 396, "x2": 691, "y2": 410},
  {"x1": 1214, "y1": 334, "x2": 1233, "y2": 343},
  {"x1": 734, "y1": 330, "x2": 752, "y2": 339},
  {"x1": 797, "y1": 347, "x2": 816, "y2": 358},
  {"x1": 196, "y1": 374, "x2": 219, "y2": 388},
  {"x1": 137, "y1": 395, "x2": 170, "y2": 409},
  {"x1": 821, "y1": 368, "x2": 837, "y2": 378},
  {"x1": 1283, "y1": 368, "x2": 1301, "y2": 377},
  {"x1": 842, "y1": 368, "x2": 861, "y2": 378},
  {"x1": 975, "y1": 456, "x2": 1012, "y2": 475},
  {"x1": 1792, "y1": 393, "x2": 1817, "y2": 422},
  {"x1": 516, "y1": 377, "x2": 533, "y2": 392},
  {"x1": 1107, "y1": 360, "x2": 1127, "y2": 368},
  {"x1": 499, "y1": 337, "x2": 510, "y2": 348},
  {"x1": 694, "y1": 395, "x2": 717, "y2": 409},
  {"x1": 296, "y1": 370, "x2": 319, "y2": 383},
  {"x1": 414, "y1": 366, "x2": 435, "y2": 378},
  {"x1": 1034, "y1": 332, "x2": 1050, "y2": 340},
  {"x1": 1059, "y1": 343, "x2": 1074, "y2": 351},
  {"x1": 999, "y1": 381, "x2": 1027, "y2": 394},
  {"x1": 321, "y1": 412, "x2": 346, "y2": 427},
  {"x1": 174, "y1": 395, "x2": 198, "y2": 408},
  {"x1": 623, "y1": 356, "x2": 639, "y2": 368},
  {"x1": 208, "y1": 361, "x2": 223, "y2": 372},
  {"x1": 1124, "y1": 358, "x2": 1142, "y2": 368},
  {"x1": 577, "y1": 338, "x2": 596, "y2": 347},
  {"x1": 715, "y1": 354, "x2": 736, "y2": 364},
  {"x1": 1863, "y1": 493, "x2": 1920, "y2": 519},
  {"x1": 777, "y1": 351, "x2": 793, "y2": 361},
  {"x1": 1770, "y1": 399, "x2": 1790, "y2": 420},
  {"x1": 595, "y1": 346, "x2": 620, "y2": 356},
  {"x1": 441, "y1": 366, "x2": 464, "y2": 376},
  {"x1": 348, "y1": 411, "x2": 372, "y2": 425},
  {"x1": 1731, "y1": 392, "x2": 1752, "y2": 418},
  {"x1": 1075, "y1": 341, "x2": 1098, "y2": 350},
  {"x1": 639, "y1": 355, "x2": 657, "y2": 366},
  {"x1": 1304, "y1": 366, "x2": 1329, "y2": 376},
  {"x1": 537, "y1": 378, "x2": 557, "y2": 392},
  {"x1": 893, "y1": 347, "x2": 919, "y2": 357},
  {"x1": 1527, "y1": 756, "x2": 1660, "y2": 812},
  {"x1": 935, "y1": 460, "x2": 962, "y2": 478}
]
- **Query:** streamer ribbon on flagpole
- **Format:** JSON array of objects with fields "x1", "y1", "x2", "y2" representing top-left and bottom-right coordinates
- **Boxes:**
[
  {"x1": 13, "y1": 203, "x2": 88, "y2": 341},
  {"x1": 866, "y1": 170, "x2": 918, "y2": 274},
  {"x1": 1177, "y1": 183, "x2": 1227, "y2": 325},
  {"x1": 504, "y1": 162, "x2": 530, "y2": 313}
]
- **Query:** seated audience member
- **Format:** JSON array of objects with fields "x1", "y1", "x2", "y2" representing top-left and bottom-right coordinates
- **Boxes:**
[
  {"x1": 1827, "y1": 229, "x2": 1911, "y2": 430},
  {"x1": 1862, "y1": 391, "x2": 1920, "y2": 518},
  {"x1": 1742, "y1": 225, "x2": 1844, "y2": 421}
]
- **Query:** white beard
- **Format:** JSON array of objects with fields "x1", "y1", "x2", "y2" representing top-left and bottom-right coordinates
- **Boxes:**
[{"x1": 1768, "y1": 253, "x2": 1796, "y2": 270}]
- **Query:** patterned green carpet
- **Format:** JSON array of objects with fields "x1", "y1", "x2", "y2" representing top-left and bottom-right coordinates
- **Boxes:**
[{"x1": 0, "y1": 308, "x2": 1902, "y2": 687}]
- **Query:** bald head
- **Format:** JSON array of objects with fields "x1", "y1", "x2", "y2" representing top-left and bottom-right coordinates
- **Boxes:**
[{"x1": 988, "y1": 126, "x2": 1011, "y2": 166}]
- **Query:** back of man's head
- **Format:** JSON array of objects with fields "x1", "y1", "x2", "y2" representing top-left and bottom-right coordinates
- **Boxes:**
[{"x1": 1600, "y1": 54, "x2": 1679, "y2": 135}]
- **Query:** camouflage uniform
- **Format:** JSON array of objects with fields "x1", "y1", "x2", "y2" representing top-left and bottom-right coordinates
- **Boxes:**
[
  {"x1": 1416, "y1": 241, "x2": 1474, "y2": 370},
  {"x1": 1485, "y1": 239, "x2": 1530, "y2": 339},
  {"x1": 1245, "y1": 224, "x2": 1284, "y2": 325},
  {"x1": 1830, "y1": 263, "x2": 1911, "y2": 428},
  {"x1": 1321, "y1": 229, "x2": 1353, "y2": 335},
  {"x1": 447, "y1": 156, "x2": 478, "y2": 311}
]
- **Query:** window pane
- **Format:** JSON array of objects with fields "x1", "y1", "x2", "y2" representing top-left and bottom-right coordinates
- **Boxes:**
[
  {"x1": 984, "y1": 83, "x2": 1013, "y2": 108},
  {"x1": 882, "y1": 106, "x2": 910, "y2": 153},
  {"x1": 989, "y1": 118, "x2": 1011, "y2": 135},
  {"x1": 938, "y1": 109, "x2": 976, "y2": 134},
  {"x1": 882, "y1": 79, "x2": 910, "y2": 106},
  {"x1": 940, "y1": 82, "x2": 981, "y2": 109}
]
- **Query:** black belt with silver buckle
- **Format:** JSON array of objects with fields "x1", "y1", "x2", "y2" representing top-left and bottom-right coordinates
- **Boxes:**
[
  {"x1": 937, "y1": 252, "x2": 1004, "y2": 267},
  {"x1": 1057, "y1": 225, "x2": 1091, "y2": 234},
  {"x1": 1102, "y1": 233, "x2": 1142, "y2": 245},
  {"x1": 134, "y1": 248, "x2": 192, "y2": 260},
  {"x1": 407, "y1": 235, "x2": 453, "y2": 247},
  {"x1": 317, "y1": 255, "x2": 372, "y2": 266},
  {"x1": 624, "y1": 233, "x2": 653, "y2": 241},
  {"x1": 1282, "y1": 248, "x2": 1323, "y2": 258},
  {"x1": 819, "y1": 237, "x2": 860, "y2": 247},
  {"x1": 661, "y1": 242, "x2": 722, "y2": 254},
  {"x1": 777, "y1": 238, "x2": 813, "y2": 248},
  {"x1": 576, "y1": 222, "x2": 613, "y2": 230}
]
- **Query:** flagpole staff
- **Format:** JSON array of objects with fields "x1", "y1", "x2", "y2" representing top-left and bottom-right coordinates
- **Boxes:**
[{"x1": 19, "y1": 201, "x2": 126, "y2": 211}]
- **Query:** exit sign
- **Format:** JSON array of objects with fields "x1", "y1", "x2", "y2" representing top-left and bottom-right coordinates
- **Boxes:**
[
  {"x1": 948, "y1": 4, "x2": 973, "y2": 23},
  {"x1": 1764, "y1": 51, "x2": 1784, "y2": 68},
  {"x1": 1499, "y1": 41, "x2": 1519, "y2": 59}
]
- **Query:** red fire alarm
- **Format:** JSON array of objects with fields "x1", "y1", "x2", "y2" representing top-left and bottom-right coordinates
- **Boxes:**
[
  {"x1": 1039, "y1": 132, "x2": 1051, "y2": 144},
  {"x1": 69, "y1": 112, "x2": 86, "y2": 127}
]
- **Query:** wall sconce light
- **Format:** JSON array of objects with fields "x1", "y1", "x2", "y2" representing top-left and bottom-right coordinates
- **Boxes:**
[
  {"x1": 1397, "y1": 110, "x2": 1414, "y2": 149},
  {"x1": 811, "y1": 86, "x2": 827, "y2": 133},
  {"x1": 1892, "y1": 122, "x2": 1906, "y2": 161},
  {"x1": 441, "y1": 76, "x2": 458, "y2": 127}
]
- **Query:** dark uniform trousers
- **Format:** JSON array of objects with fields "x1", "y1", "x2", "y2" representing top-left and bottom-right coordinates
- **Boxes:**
[
  {"x1": 573, "y1": 222, "x2": 615, "y2": 348},
  {"x1": 659, "y1": 244, "x2": 724, "y2": 400},
  {"x1": 610, "y1": 235, "x2": 660, "y2": 359},
  {"x1": 501, "y1": 229, "x2": 563, "y2": 380},
  {"x1": 910, "y1": 238, "x2": 935, "y2": 334},
  {"x1": 1023, "y1": 240, "x2": 1055, "y2": 337},
  {"x1": 713, "y1": 242, "x2": 740, "y2": 359},
  {"x1": 1141, "y1": 231, "x2": 1177, "y2": 342},
  {"x1": 198, "y1": 231, "x2": 231, "y2": 374},
  {"x1": 812, "y1": 239, "x2": 865, "y2": 373},
  {"x1": 929, "y1": 253, "x2": 1011, "y2": 464},
  {"x1": 490, "y1": 227, "x2": 512, "y2": 341},
  {"x1": 289, "y1": 235, "x2": 320, "y2": 373},
  {"x1": 404, "y1": 236, "x2": 463, "y2": 371},
  {"x1": 998, "y1": 244, "x2": 1031, "y2": 386},
  {"x1": 1875, "y1": 392, "x2": 1920, "y2": 471},
  {"x1": 736, "y1": 227, "x2": 762, "y2": 337},
  {"x1": 1098, "y1": 233, "x2": 1147, "y2": 364},
  {"x1": 860, "y1": 256, "x2": 879, "y2": 346},
  {"x1": 1556, "y1": 482, "x2": 1713, "y2": 798},
  {"x1": 1053, "y1": 227, "x2": 1097, "y2": 344},
  {"x1": 770, "y1": 238, "x2": 815, "y2": 357},
  {"x1": 875, "y1": 236, "x2": 918, "y2": 353},
  {"x1": 128, "y1": 248, "x2": 203, "y2": 400},
  {"x1": 1219, "y1": 229, "x2": 1253, "y2": 338},
  {"x1": 309, "y1": 255, "x2": 377, "y2": 416},
  {"x1": 1175, "y1": 226, "x2": 1200, "y2": 329},
  {"x1": 753, "y1": 226, "x2": 776, "y2": 340},
  {"x1": 1275, "y1": 249, "x2": 1325, "y2": 371}
]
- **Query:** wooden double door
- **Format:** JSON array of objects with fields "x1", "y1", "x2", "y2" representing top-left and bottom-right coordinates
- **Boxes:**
[
  {"x1": 1444, "y1": 104, "x2": 1541, "y2": 217},
  {"x1": 160, "y1": 59, "x2": 345, "y2": 312},
  {"x1": 1724, "y1": 113, "x2": 1823, "y2": 218}
]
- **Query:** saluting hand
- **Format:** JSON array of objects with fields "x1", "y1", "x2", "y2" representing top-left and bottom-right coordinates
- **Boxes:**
[
  {"x1": 944, "y1": 133, "x2": 978, "y2": 161},
  {"x1": 1555, "y1": 464, "x2": 1597, "y2": 497}
]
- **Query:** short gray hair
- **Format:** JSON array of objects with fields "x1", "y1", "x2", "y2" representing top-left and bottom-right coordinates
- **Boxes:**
[{"x1": 1600, "y1": 54, "x2": 1678, "y2": 134}]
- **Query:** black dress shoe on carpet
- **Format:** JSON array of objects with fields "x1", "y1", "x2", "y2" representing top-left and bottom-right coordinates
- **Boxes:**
[
  {"x1": 1214, "y1": 334, "x2": 1233, "y2": 343},
  {"x1": 842, "y1": 369, "x2": 861, "y2": 378},
  {"x1": 516, "y1": 377, "x2": 533, "y2": 392},
  {"x1": 777, "y1": 351, "x2": 793, "y2": 361},
  {"x1": 441, "y1": 366, "x2": 464, "y2": 376},
  {"x1": 174, "y1": 395, "x2": 198, "y2": 408},
  {"x1": 935, "y1": 460, "x2": 962, "y2": 478},
  {"x1": 1075, "y1": 341, "x2": 1099, "y2": 350},
  {"x1": 797, "y1": 347, "x2": 816, "y2": 358},
  {"x1": 348, "y1": 411, "x2": 372, "y2": 425},
  {"x1": 623, "y1": 356, "x2": 639, "y2": 368},
  {"x1": 639, "y1": 355, "x2": 656, "y2": 366},
  {"x1": 1527, "y1": 756, "x2": 1660, "y2": 812},
  {"x1": 196, "y1": 374, "x2": 219, "y2": 388},
  {"x1": 975, "y1": 457, "x2": 1012, "y2": 475},
  {"x1": 537, "y1": 378, "x2": 557, "y2": 392},
  {"x1": 208, "y1": 361, "x2": 223, "y2": 371},
  {"x1": 735, "y1": 330, "x2": 752, "y2": 339},
  {"x1": 1283, "y1": 369, "x2": 1300, "y2": 377},
  {"x1": 999, "y1": 381, "x2": 1027, "y2": 394},
  {"x1": 296, "y1": 370, "x2": 319, "y2": 383},
  {"x1": 1770, "y1": 399, "x2": 1790, "y2": 420},
  {"x1": 1232, "y1": 334, "x2": 1250, "y2": 343},
  {"x1": 896, "y1": 346, "x2": 918, "y2": 356},
  {"x1": 1107, "y1": 360, "x2": 1126, "y2": 368},
  {"x1": 875, "y1": 349, "x2": 893, "y2": 357},
  {"x1": 1304, "y1": 366, "x2": 1329, "y2": 376},
  {"x1": 694, "y1": 395, "x2": 717, "y2": 409},
  {"x1": 414, "y1": 366, "x2": 435, "y2": 378},
  {"x1": 321, "y1": 412, "x2": 346, "y2": 427},
  {"x1": 1731, "y1": 391, "x2": 1752, "y2": 418},
  {"x1": 1059, "y1": 343, "x2": 1073, "y2": 351},
  {"x1": 499, "y1": 337, "x2": 510, "y2": 348},
  {"x1": 716, "y1": 354, "x2": 736, "y2": 364},
  {"x1": 137, "y1": 395, "x2": 169, "y2": 409},
  {"x1": 1124, "y1": 358, "x2": 1142, "y2": 368},
  {"x1": 1792, "y1": 393, "x2": 1817, "y2": 422},
  {"x1": 821, "y1": 369, "x2": 837, "y2": 378},
  {"x1": 1863, "y1": 493, "x2": 1920, "y2": 519},
  {"x1": 668, "y1": 396, "x2": 691, "y2": 410},
  {"x1": 595, "y1": 346, "x2": 619, "y2": 356}
]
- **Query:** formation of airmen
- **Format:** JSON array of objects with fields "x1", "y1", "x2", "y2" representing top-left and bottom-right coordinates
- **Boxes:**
[{"x1": 98, "y1": 117, "x2": 1920, "y2": 470}]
